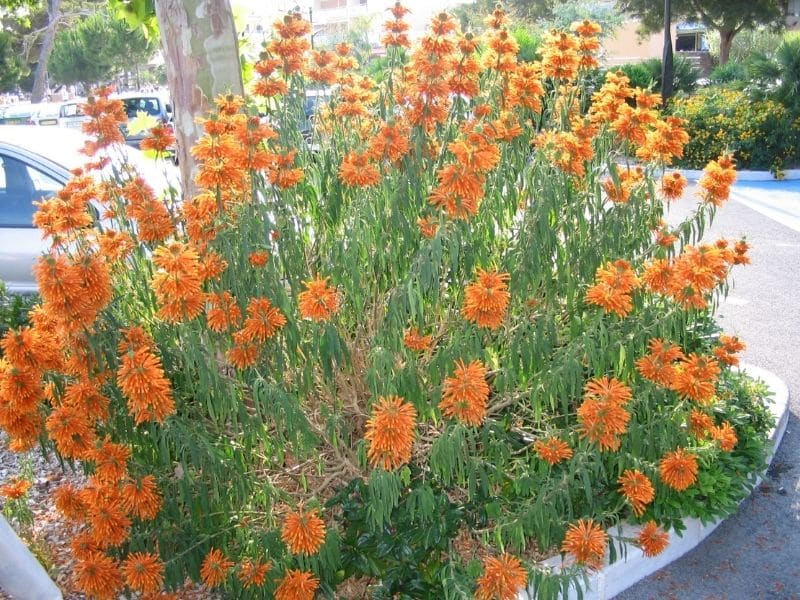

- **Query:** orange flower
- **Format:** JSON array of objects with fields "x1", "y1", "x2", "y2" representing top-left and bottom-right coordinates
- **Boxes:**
[
  {"x1": 533, "y1": 437, "x2": 573, "y2": 465},
  {"x1": 241, "y1": 297, "x2": 287, "y2": 342},
  {"x1": 151, "y1": 242, "x2": 204, "y2": 323},
  {"x1": 689, "y1": 408, "x2": 714, "y2": 438},
  {"x1": 200, "y1": 548, "x2": 233, "y2": 588},
  {"x1": 71, "y1": 530, "x2": 103, "y2": 561},
  {"x1": 54, "y1": 483, "x2": 88, "y2": 521},
  {"x1": 281, "y1": 508, "x2": 327, "y2": 555},
  {"x1": 462, "y1": 268, "x2": 510, "y2": 330},
  {"x1": 585, "y1": 260, "x2": 639, "y2": 318},
  {"x1": 206, "y1": 291, "x2": 242, "y2": 333},
  {"x1": 637, "y1": 521, "x2": 669, "y2": 557},
  {"x1": 699, "y1": 154, "x2": 737, "y2": 206},
  {"x1": 577, "y1": 377, "x2": 632, "y2": 451},
  {"x1": 0, "y1": 477, "x2": 31, "y2": 500},
  {"x1": 365, "y1": 396, "x2": 417, "y2": 470},
  {"x1": 140, "y1": 124, "x2": 176, "y2": 154},
  {"x1": 238, "y1": 558, "x2": 271, "y2": 588},
  {"x1": 116, "y1": 345, "x2": 176, "y2": 425},
  {"x1": 670, "y1": 353, "x2": 720, "y2": 404},
  {"x1": 733, "y1": 239, "x2": 751, "y2": 265},
  {"x1": 635, "y1": 339, "x2": 684, "y2": 387},
  {"x1": 710, "y1": 421, "x2": 738, "y2": 451},
  {"x1": 618, "y1": 469, "x2": 655, "y2": 516},
  {"x1": 275, "y1": 569, "x2": 319, "y2": 600},
  {"x1": 713, "y1": 334, "x2": 745, "y2": 366},
  {"x1": 439, "y1": 359, "x2": 490, "y2": 426},
  {"x1": 248, "y1": 250, "x2": 270, "y2": 267},
  {"x1": 227, "y1": 331, "x2": 260, "y2": 369},
  {"x1": 73, "y1": 551, "x2": 123, "y2": 600},
  {"x1": 417, "y1": 216, "x2": 439, "y2": 239},
  {"x1": 403, "y1": 327, "x2": 434, "y2": 352},
  {"x1": 561, "y1": 519, "x2": 607, "y2": 569},
  {"x1": 475, "y1": 553, "x2": 528, "y2": 600},
  {"x1": 298, "y1": 275, "x2": 340, "y2": 322},
  {"x1": 268, "y1": 150, "x2": 305, "y2": 189},
  {"x1": 339, "y1": 151, "x2": 381, "y2": 187},
  {"x1": 46, "y1": 404, "x2": 96, "y2": 459},
  {"x1": 122, "y1": 552, "x2": 164, "y2": 594},
  {"x1": 90, "y1": 440, "x2": 131, "y2": 484},
  {"x1": 121, "y1": 475, "x2": 162, "y2": 521},
  {"x1": 659, "y1": 448, "x2": 698, "y2": 491},
  {"x1": 87, "y1": 497, "x2": 131, "y2": 548},
  {"x1": 661, "y1": 172, "x2": 687, "y2": 201}
]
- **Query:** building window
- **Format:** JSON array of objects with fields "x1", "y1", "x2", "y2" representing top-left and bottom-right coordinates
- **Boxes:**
[
  {"x1": 317, "y1": 0, "x2": 346, "y2": 9},
  {"x1": 789, "y1": 0, "x2": 800, "y2": 17}
]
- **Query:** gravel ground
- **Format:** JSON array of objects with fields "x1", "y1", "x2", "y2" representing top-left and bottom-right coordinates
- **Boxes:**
[{"x1": 617, "y1": 182, "x2": 800, "y2": 599}]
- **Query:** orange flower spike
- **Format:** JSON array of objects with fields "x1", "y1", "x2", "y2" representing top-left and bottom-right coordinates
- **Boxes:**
[
  {"x1": 248, "y1": 250, "x2": 270, "y2": 267},
  {"x1": 670, "y1": 353, "x2": 720, "y2": 404},
  {"x1": 54, "y1": 483, "x2": 88, "y2": 521},
  {"x1": 638, "y1": 521, "x2": 669, "y2": 557},
  {"x1": 475, "y1": 553, "x2": 528, "y2": 600},
  {"x1": 140, "y1": 124, "x2": 176, "y2": 154},
  {"x1": 533, "y1": 437, "x2": 573, "y2": 465},
  {"x1": 275, "y1": 569, "x2": 319, "y2": 600},
  {"x1": 659, "y1": 448, "x2": 699, "y2": 491},
  {"x1": 462, "y1": 268, "x2": 511, "y2": 330},
  {"x1": 661, "y1": 172, "x2": 688, "y2": 201},
  {"x1": 439, "y1": 359, "x2": 491, "y2": 426},
  {"x1": 121, "y1": 475, "x2": 162, "y2": 521},
  {"x1": 298, "y1": 275, "x2": 341, "y2": 322},
  {"x1": 577, "y1": 376, "x2": 632, "y2": 451},
  {"x1": 73, "y1": 551, "x2": 124, "y2": 600},
  {"x1": 689, "y1": 408, "x2": 714, "y2": 438},
  {"x1": 699, "y1": 154, "x2": 737, "y2": 206},
  {"x1": 710, "y1": 421, "x2": 738, "y2": 451},
  {"x1": 403, "y1": 327, "x2": 434, "y2": 352},
  {"x1": 339, "y1": 151, "x2": 381, "y2": 187},
  {"x1": 122, "y1": 552, "x2": 164, "y2": 594},
  {"x1": 618, "y1": 469, "x2": 655, "y2": 516},
  {"x1": 713, "y1": 334, "x2": 746, "y2": 366},
  {"x1": 200, "y1": 548, "x2": 234, "y2": 588},
  {"x1": 116, "y1": 345, "x2": 176, "y2": 425},
  {"x1": 87, "y1": 497, "x2": 131, "y2": 548},
  {"x1": 0, "y1": 477, "x2": 31, "y2": 500},
  {"x1": 281, "y1": 508, "x2": 327, "y2": 555},
  {"x1": 241, "y1": 297, "x2": 287, "y2": 342},
  {"x1": 417, "y1": 217, "x2": 439, "y2": 239},
  {"x1": 365, "y1": 396, "x2": 417, "y2": 470},
  {"x1": 733, "y1": 239, "x2": 751, "y2": 265},
  {"x1": 206, "y1": 291, "x2": 242, "y2": 333},
  {"x1": 635, "y1": 338, "x2": 684, "y2": 387},
  {"x1": 238, "y1": 558, "x2": 271, "y2": 588},
  {"x1": 561, "y1": 519, "x2": 607, "y2": 569},
  {"x1": 90, "y1": 439, "x2": 131, "y2": 484}
]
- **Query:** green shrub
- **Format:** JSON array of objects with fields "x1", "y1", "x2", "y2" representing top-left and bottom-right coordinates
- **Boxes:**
[
  {"x1": 709, "y1": 62, "x2": 747, "y2": 85},
  {"x1": 0, "y1": 282, "x2": 38, "y2": 341},
  {"x1": 671, "y1": 87, "x2": 800, "y2": 170}
]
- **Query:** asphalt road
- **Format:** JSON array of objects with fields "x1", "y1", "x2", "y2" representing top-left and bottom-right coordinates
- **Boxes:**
[{"x1": 616, "y1": 182, "x2": 800, "y2": 600}]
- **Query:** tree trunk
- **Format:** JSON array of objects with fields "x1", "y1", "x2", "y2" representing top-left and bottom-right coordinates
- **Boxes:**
[
  {"x1": 661, "y1": 0, "x2": 674, "y2": 104},
  {"x1": 154, "y1": 0, "x2": 244, "y2": 198},
  {"x1": 719, "y1": 29, "x2": 736, "y2": 65},
  {"x1": 30, "y1": 0, "x2": 62, "y2": 103}
]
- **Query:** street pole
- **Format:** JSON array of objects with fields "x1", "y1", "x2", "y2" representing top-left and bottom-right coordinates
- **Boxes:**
[
  {"x1": 661, "y1": 0, "x2": 674, "y2": 104},
  {"x1": 309, "y1": 6, "x2": 314, "y2": 49}
]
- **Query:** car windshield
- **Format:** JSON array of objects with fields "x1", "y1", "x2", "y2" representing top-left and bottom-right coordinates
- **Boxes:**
[
  {"x1": 122, "y1": 97, "x2": 162, "y2": 118},
  {"x1": 60, "y1": 103, "x2": 85, "y2": 118}
]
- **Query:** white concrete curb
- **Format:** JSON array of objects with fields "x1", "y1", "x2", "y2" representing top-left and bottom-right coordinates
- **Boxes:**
[
  {"x1": 520, "y1": 363, "x2": 790, "y2": 600},
  {"x1": 676, "y1": 168, "x2": 800, "y2": 182},
  {"x1": 0, "y1": 515, "x2": 62, "y2": 599}
]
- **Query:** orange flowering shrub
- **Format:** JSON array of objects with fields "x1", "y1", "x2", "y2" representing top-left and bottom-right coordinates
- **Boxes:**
[{"x1": 0, "y1": 5, "x2": 776, "y2": 599}]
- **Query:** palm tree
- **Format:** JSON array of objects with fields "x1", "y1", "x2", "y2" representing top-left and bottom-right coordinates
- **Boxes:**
[{"x1": 748, "y1": 37, "x2": 800, "y2": 111}]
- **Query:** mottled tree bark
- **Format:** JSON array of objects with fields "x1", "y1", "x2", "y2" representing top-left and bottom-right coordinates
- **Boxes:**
[
  {"x1": 30, "y1": 0, "x2": 62, "y2": 103},
  {"x1": 154, "y1": 0, "x2": 243, "y2": 197}
]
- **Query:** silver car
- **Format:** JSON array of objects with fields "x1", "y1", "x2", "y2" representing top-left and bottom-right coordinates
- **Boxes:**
[{"x1": 0, "y1": 126, "x2": 178, "y2": 293}]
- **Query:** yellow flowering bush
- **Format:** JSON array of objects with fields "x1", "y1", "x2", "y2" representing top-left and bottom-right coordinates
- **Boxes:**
[
  {"x1": 672, "y1": 87, "x2": 800, "y2": 171},
  {"x1": 0, "y1": 6, "x2": 775, "y2": 599}
]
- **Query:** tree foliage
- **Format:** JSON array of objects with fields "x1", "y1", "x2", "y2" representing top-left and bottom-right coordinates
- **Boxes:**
[
  {"x1": 0, "y1": 30, "x2": 26, "y2": 91},
  {"x1": 48, "y1": 8, "x2": 155, "y2": 88},
  {"x1": 616, "y1": 0, "x2": 785, "y2": 63}
]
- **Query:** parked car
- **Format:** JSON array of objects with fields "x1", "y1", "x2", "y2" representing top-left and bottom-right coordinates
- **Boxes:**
[
  {"x1": 0, "y1": 104, "x2": 34, "y2": 125},
  {"x1": 29, "y1": 103, "x2": 61, "y2": 126},
  {"x1": 0, "y1": 126, "x2": 179, "y2": 293},
  {"x1": 58, "y1": 99, "x2": 89, "y2": 129},
  {"x1": 113, "y1": 92, "x2": 173, "y2": 148}
]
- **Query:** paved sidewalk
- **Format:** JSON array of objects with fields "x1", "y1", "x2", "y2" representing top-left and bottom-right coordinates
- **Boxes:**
[{"x1": 617, "y1": 183, "x2": 800, "y2": 600}]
